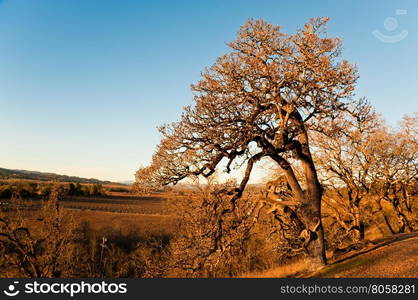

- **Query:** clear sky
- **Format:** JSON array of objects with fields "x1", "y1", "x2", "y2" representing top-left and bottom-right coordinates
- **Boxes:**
[{"x1": 0, "y1": 0, "x2": 417, "y2": 182}]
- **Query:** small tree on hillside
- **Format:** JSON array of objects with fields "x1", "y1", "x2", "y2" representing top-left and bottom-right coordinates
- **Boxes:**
[{"x1": 136, "y1": 17, "x2": 358, "y2": 269}]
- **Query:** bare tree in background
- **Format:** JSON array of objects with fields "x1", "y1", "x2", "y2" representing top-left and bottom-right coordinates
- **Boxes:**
[
  {"x1": 313, "y1": 104, "x2": 418, "y2": 247},
  {"x1": 370, "y1": 114, "x2": 418, "y2": 234},
  {"x1": 136, "y1": 17, "x2": 358, "y2": 269},
  {"x1": 311, "y1": 99, "x2": 381, "y2": 245}
]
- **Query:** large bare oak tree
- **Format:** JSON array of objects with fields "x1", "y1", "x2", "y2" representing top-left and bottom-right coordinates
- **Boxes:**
[{"x1": 136, "y1": 17, "x2": 358, "y2": 269}]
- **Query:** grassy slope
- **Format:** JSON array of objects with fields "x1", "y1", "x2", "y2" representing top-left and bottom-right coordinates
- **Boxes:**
[
  {"x1": 244, "y1": 233, "x2": 418, "y2": 278},
  {"x1": 310, "y1": 233, "x2": 418, "y2": 278}
]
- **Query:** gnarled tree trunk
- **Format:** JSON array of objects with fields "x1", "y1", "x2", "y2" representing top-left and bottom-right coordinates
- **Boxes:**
[
  {"x1": 271, "y1": 124, "x2": 327, "y2": 269},
  {"x1": 298, "y1": 155, "x2": 326, "y2": 269}
]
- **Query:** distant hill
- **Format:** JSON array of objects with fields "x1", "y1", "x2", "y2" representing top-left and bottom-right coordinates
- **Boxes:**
[{"x1": 0, "y1": 167, "x2": 124, "y2": 185}]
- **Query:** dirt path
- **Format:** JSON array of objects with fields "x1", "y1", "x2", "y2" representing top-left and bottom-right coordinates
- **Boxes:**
[{"x1": 313, "y1": 233, "x2": 418, "y2": 278}]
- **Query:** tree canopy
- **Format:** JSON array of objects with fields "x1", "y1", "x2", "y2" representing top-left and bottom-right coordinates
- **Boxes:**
[{"x1": 136, "y1": 17, "x2": 358, "y2": 197}]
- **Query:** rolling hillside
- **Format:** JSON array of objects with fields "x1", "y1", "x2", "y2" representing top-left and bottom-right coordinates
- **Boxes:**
[{"x1": 0, "y1": 167, "x2": 122, "y2": 185}]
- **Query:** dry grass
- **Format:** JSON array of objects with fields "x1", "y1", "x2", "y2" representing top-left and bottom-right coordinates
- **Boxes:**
[
  {"x1": 2, "y1": 182, "x2": 416, "y2": 278},
  {"x1": 67, "y1": 209, "x2": 176, "y2": 235},
  {"x1": 241, "y1": 234, "x2": 418, "y2": 278},
  {"x1": 1, "y1": 204, "x2": 176, "y2": 278},
  {"x1": 60, "y1": 195, "x2": 167, "y2": 214},
  {"x1": 240, "y1": 259, "x2": 309, "y2": 278},
  {"x1": 310, "y1": 234, "x2": 418, "y2": 278}
]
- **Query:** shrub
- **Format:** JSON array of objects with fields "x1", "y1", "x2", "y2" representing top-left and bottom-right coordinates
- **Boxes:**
[
  {"x1": 0, "y1": 185, "x2": 12, "y2": 199},
  {"x1": 70, "y1": 223, "x2": 171, "y2": 277},
  {"x1": 0, "y1": 186, "x2": 75, "y2": 277},
  {"x1": 167, "y1": 180, "x2": 297, "y2": 277}
]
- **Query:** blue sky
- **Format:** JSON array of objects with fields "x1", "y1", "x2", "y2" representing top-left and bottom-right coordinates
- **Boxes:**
[{"x1": 0, "y1": 0, "x2": 417, "y2": 182}]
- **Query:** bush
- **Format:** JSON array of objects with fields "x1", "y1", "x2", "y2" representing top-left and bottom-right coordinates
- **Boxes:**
[
  {"x1": 167, "y1": 181, "x2": 298, "y2": 277},
  {"x1": 0, "y1": 185, "x2": 12, "y2": 199},
  {"x1": 89, "y1": 184, "x2": 103, "y2": 196},
  {"x1": 0, "y1": 186, "x2": 75, "y2": 277},
  {"x1": 0, "y1": 182, "x2": 39, "y2": 199},
  {"x1": 70, "y1": 222, "x2": 171, "y2": 277},
  {"x1": 107, "y1": 186, "x2": 131, "y2": 193}
]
